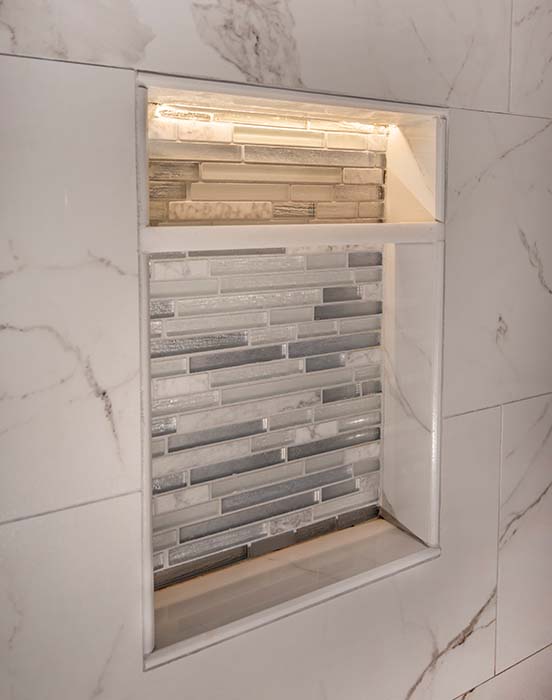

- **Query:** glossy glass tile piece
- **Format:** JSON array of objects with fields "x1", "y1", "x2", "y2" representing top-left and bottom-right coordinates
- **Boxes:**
[
  {"x1": 210, "y1": 255, "x2": 305, "y2": 275},
  {"x1": 164, "y1": 311, "x2": 267, "y2": 336},
  {"x1": 270, "y1": 307, "x2": 313, "y2": 325},
  {"x1": 209, "y1": 359, "x2": 304, "y2": 388},
  {"x1": 152, "y1": 471, "x2": 187, "y2": 495},
  {"x1": 151, "y1": 391, "x2": 220, "y2": 417},
  {"x1": 322, "y1": 383, "x2": 361, "y2": 403},
  {"x1": 155, "y1": 546, "x2": 248, "y2": 589},
  {"x1": 177, "y1": 289, "x2": 321, "y2": 316},
  {"x1": 190, "y1": 449, "x2": 285, "y2": 484},
  {"x1": 305, "y1": 253, "x2": 347, "y2": 269},
  {"x1": 168, "y1": 418, "x2": 267, "y2": 452},
  {"x1": 189, "y1": 344, "x2": 285, "y2": 373},
  {"x1": 152, "y1": 500, "x2": 220, "y2": 533},
  {"x1": 151, "y1": 331, "x2": 248, "y2": 358},
  {"x1": 150, "y1": 299, "x2": 175, "y2": 319},
  {"x1": 289, "y1": 332, "x2": 379, "y2": 358},
  {"x1": 306, "y1": 353, "x2": 345, "y2": 373},
  {"x1": 153, "y1": 530, "x2": 179, "y2": 552},
  {"x1": 211, "y1": 462, "x2": 304, "y2": 498},
  {"x1": 322, "y1": 479, "x2": 358, "y2": 501},
  {"x1": 169, "y1": 523, "x2": 268, "y2": 565},
  {"x1": 220, "y1": 369, "x2": 350, "y2": 404},
  {"x1": 297, "y1": 320, "x2": 337, "y2": 338},
  {"x1": 348, "y1": 251, "x2": 383, "y2": 267},
  {"x1": 219, "y1": 269, "x2": 352, "y2": 293},
  {"x1": 314, "y1": 302, "x2": 382, "y2": 320},
  {"x1": 150, "y1": 278, "x2": 219, "y2": 299},
  {"x1": 322, "y1": 286, "x2": 362, "y2": 302},
  {"x1": 221, "y1": 465, "x2": 353, "y2": 513},
  {"x1": 287, "y1": 428, "x2": 380, "y2": 461},
  {"x1": 179, "y1": 491, "x2": 318, "y2": 542},
  {"x1": 151, "y1": 416, "x2": 177, "y2": 437}
]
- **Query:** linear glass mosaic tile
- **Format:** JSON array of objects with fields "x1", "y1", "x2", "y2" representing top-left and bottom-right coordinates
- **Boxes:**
[
  {"x1": 149, "y1": 246, "x2": 384, "y2": 588},
  {"x1": 148, "y1": 107, "x2": 387, "y2": 226}
]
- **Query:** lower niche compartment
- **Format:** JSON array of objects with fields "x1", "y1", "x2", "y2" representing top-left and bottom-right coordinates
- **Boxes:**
[
  {"x1": 153, "y1": 517, "x2": 429, "y2": 651},
  {"x1": 149, "y1": 246, "x2": 384, "y2": 590}
]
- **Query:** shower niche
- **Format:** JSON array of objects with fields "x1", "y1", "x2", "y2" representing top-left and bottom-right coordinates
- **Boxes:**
[{"x1": 138, "y1": 76, "x2": 445, "y2": 663}]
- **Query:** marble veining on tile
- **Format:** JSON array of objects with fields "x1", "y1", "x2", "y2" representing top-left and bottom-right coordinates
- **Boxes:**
[{"x1": 191, "y1": 0, "x2": 304, "y2": 87}]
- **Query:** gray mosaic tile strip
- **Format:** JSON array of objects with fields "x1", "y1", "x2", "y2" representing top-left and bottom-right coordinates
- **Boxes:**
[
  {"x1": 322, "y1": 286, "x2": 362, "y2": 302},
  {"x1": 148, "y1": 246, "x2": 384, "y2": 583},
  {"x1": 288, "y1": 332, "x2": 379, "y2": 358},
  {"x1": 221, "y1": 465, "x2": 353, "y2": 513},
  {"x1": 169, "y1": 523, "x2": 267, "y2": 565},
  {"x1": 190, "y1": 449, "x2": 285, "y2": 485},
  {"x1": 189, "y1": 344, "x2": 285, "y2": 373},
  {"x1": 322, "y1": 383, "x2": 361, "y2": 404},
  {"x1": 177, "y1": 288, "x2": 322, "y2": 316},
  {"x1": 314, "y1": 302, "x2": 382, "y2": 320},
  {"x1": 151, "y1": 331, "x2": 248, "y2": 358},
  {"x1": 150, "y1": 299, "x2": 175, "y2": 319},
  {"x1": 179, "y1": 491, "x2": 318, "y2": 543},
  {"x1": 152, "y1": 472, "x2": 186, "y2": 495},
  {"x1": 154, "y1": 546, "x2": 248, "y2": 590},
  {"x1": 168, "y1": 418, "x2": 267, "y2": 452},
  {"x1": 287, "y1": 427, "x2": 380, "y2": 461},
  {"x1": 348, "y1": 251, "x2": 383, "y2": 267},
  {"x1": 321, "y1": 479, "x2": 358, "y2": 501}
]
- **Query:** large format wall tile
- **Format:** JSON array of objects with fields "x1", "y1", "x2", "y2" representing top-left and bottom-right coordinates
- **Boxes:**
[
  {"x1": 496, "y1": 394, "x2": 552, "y2": 671},
  {"x1": 454, "y1": 644, "x2": 552, "y2": 699},
  {"x1": 443, "y1": 109, "x2": 552, "y2": 416},
  {"x1": 0, "y1": 56, "x2": 141, "y2": 522},
  {"x1": 511, "y1": 0, "x2": 552, "y2": 118},
  {"x1": 289, "y1": 0, "x2": 510, "y2": 111},
  {"x1": 0, "y1": 393, "x2": 500, "y2": 700},
  {"x1": 134, "y1": 408, "x2": 500, "y2": 700},
  {"x1": 0, "y1": 494, "x2": 143, "y2": 700},
  {"x1": 0, "y1": 0, "x2": 510, "y2": 111}
]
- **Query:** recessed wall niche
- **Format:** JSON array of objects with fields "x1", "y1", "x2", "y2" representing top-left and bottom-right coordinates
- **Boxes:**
[{"x1": 139, "y1": 78, "x2": 445, "y2": 663}]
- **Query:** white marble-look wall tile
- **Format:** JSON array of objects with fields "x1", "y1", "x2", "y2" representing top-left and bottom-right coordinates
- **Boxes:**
[
  {"x1": 131, "y1": 408, "x2": 500, "y2": 700},
  {"x1": 0, "y1": 494, "x2": 143, "y2": 700},
  {"x1": 0, "y1": 56, "x2": 141, "y2": 522},
  {"x1": 443, "y1": 109, "x2": 552, "y2": 416},
  {"x1": 496, "y1": 394, "x2": 552, "y2": 671},
  {"x1": 0, "y1": 0, "x2": 511, "y2": 111},
  {"x1": 382, "y1": 243, "x2": 441, "y2": 545},
  {"x1": 453, "y1": 644, "x2": 552, "y2": 699},
  {"x1": 289, "y1": 0, "x2": 511, "y2": 111},
  {"x1": 0, "y1": 388, "x2": 500, "y2": 700},
  {"x1": 511, "y1": 0, "x2": 552, "y2": 118}
]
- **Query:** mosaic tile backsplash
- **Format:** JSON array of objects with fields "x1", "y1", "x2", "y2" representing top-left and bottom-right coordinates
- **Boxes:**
[
  {"x1": 148, "y1": 106, "x2": 387, "y2": 226},
  {"x1": 150, "y1": 247, "x2": 383, "y2": 589}
]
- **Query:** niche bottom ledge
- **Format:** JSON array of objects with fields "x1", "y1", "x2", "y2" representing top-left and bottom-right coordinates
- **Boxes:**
[{"x1": 146, "y1": 518, "x2": 440, "y2": 669}]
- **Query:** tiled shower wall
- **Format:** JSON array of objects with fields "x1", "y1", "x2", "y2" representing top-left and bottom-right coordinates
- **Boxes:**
[
  {"x1": 150, "y1": 247, "x2": 384, "y2": 588},
  {"x1": 148, "y1": 108, "x2": 387, "y2": 226}
]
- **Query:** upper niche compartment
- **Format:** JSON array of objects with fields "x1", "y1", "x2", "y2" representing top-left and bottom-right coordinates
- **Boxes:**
[{"x1": 147, "y1": 86, "x2": 444, "y2": 227}]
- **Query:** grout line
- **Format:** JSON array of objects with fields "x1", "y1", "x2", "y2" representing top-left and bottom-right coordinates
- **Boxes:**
[
  {"x1": 444, "y1": 390, "x2": 552, "y2": 420},
  {"x1": 461, "y1": 640, "x2": 552, "y2": 695},
  {"x1": 0, "y1": 489, "x2": 142, "y2": 527},
  {"x1": 494, "y1": 404, "x2": 504, "y2": 675},
  {"x1": 507, "y1": 0, "x2": 515, "y2": 114}
]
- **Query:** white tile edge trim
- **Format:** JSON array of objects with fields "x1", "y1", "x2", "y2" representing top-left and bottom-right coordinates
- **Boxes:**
[
  {"x1": 141, "y1": 222, "x2": 444, "y2": 253},
  {"x1": 144, "y1": 542, "x2": 440, "y2": 669},
  {"x1": 137, "y1": 72, "x2": 449, "y2": 121}
]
